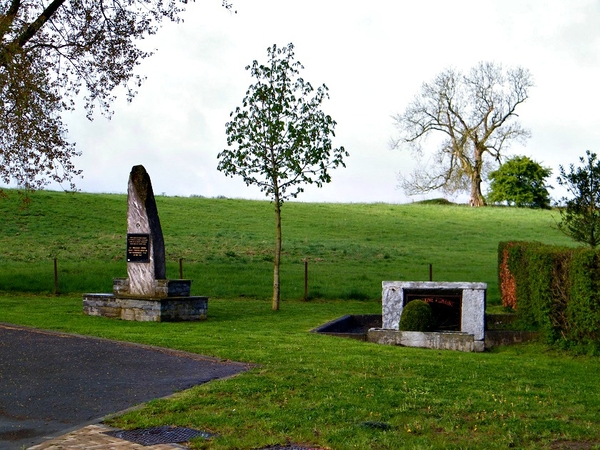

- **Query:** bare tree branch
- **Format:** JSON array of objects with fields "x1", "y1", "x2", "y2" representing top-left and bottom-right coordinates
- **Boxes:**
[{"x1": 392, "y1": 62, "x2": 533, "y2": 206}]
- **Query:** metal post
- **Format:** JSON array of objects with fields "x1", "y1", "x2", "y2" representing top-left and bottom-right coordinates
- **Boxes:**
[
  {"x1": 429, "y1": 263, "x2": 433, "y2": 282},
  {"x1": 179, "y1": 258, "x2": 184, "y2": 279}
]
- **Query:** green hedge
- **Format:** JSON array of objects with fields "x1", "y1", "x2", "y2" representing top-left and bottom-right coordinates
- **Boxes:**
[{"x1": 498, "y1": 241, "x2": 600, "y2": 351}]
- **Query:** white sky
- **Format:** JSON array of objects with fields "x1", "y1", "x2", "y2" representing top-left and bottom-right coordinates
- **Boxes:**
[{"x1": 38, "y1": 0, "x2": 600, "y2": 203}]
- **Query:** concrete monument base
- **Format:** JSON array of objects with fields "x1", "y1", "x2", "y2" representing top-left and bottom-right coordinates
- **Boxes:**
[
  {"x1": 83, "y1": 293, "x2": 208, "y2": 322},
  {"x1": 378, "y1": 281, "x2": 487, "y2": 352},
  {"x1": 84, "y1": 277, "x2": 208, "y2": 322}
]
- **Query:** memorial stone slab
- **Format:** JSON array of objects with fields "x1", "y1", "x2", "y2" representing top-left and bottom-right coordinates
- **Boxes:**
[
  {"x1": 126, "y1": 165, "x2": 166, "y2": 296},
  {"x1": 83, "y1": 165, "x2": 207, "y2": 321}
]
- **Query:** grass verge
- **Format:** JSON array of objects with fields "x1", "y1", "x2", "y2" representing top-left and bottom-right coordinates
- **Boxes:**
[{"x1": 1, "y1": 294, "x2": 599, "y2": 449}]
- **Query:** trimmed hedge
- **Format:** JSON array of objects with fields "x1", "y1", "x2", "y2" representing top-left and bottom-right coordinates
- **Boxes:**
[{"x1": 498, "y1": 241, "x2": 600, "y2": 351}]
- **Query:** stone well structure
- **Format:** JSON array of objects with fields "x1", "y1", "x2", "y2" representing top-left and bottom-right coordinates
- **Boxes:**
[{"x1": 368, "y1": 281, "x2": 487, "y2": 352}]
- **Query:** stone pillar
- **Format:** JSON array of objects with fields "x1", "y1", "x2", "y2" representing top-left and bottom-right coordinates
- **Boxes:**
[
  {"x1": 382, "y1": 282, "x2": 403, "y2": 330},
  {"x1": 461, "y1": 288, "x2": 486, "y2": 341},
  {"x1": 126, "y1": 165, "x2": 166, "y2": 296},
  {"x1": 84, "y1": 164, "x2": 206, "y2": 321}
]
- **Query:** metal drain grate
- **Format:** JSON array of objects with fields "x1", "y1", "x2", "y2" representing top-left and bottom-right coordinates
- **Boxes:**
[
  {"x1": 255, "y1": 446, "x2": 327, "y2": 450},
  {"x1": 107, "y1": 426, "x2": 215, "y2": 445}
]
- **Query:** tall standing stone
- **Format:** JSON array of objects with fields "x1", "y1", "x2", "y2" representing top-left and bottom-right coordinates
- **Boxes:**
[
  {"x1": 83, "y1": 164, "x2": 208, "y2": 321},
  {"x1": 126, "y1": 165, "x2": 166, "y2": 296}
]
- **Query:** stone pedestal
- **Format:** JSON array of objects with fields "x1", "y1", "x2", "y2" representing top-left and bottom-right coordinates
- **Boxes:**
[
  {"x1": 83, "y1": 294, "x2": 208, "y2": 322},
  {"x1": 83, "y1": 278, "x2": 208, "y2": 322},
  {"x1": 83, "y1": 165, "x2": 208, "y2": 322}
]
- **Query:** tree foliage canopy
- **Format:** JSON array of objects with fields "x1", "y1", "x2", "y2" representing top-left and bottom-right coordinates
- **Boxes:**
[
  {"x1": 487, "y1": 155, "x2": 552, "y2": 208},
  {"x1": 0, "y1": 0, "x2": 208, "y2": 191},
  {"x1": 392, "y1": 62, "x2": 533, "y2": 206},
  {"x1": 217, "y1": 43, "x2": 347, "y2": 310},
  {"x1": 218, "y1": 43, "x2": 347, "y2": 205},
  {"x1": 557, "y1": 150, "x2": 600, "y2": 248}
]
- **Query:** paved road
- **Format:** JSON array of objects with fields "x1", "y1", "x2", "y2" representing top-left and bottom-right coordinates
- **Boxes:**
[{"x1": 0, "y1": 324, "x2": 251, "y2": 450}]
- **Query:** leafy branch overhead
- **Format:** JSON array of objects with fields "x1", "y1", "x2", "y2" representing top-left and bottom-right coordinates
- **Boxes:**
[{"x1": 0, "y1": 0, "x2": 219, "y2": 191}]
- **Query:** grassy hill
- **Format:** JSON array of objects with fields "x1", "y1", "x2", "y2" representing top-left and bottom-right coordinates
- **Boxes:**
[
  {"x1": 1, "y1": 190, "x2": 599, "y2": 449},
  {"x1": 0, "y1": 189, "x2": 575, "y2": 303}
]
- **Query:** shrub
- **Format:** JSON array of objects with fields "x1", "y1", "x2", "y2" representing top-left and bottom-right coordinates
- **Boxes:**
[
  {"x1": 400, "y1": 300, "x2": 434, "y2": 332},
  {"x1": 498, "y1": 242, "x2": 518, "y2": 309},
  {"x1": 557, "y1": 150, "x2": 600, "y2": 248},
  {"x1": 498, "y1": 241, "x2": 600, "y2": 349},
  {"x1": 569, "y1": 249, "x2": 600, "y2": 345}
]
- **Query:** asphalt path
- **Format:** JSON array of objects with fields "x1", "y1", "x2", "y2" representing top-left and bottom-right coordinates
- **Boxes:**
[{"x1": 0, "y1": 323, "x2": 251, "y2": 450}]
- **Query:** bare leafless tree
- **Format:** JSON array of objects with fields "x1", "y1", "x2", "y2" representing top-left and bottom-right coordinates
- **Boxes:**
[{"x1": 391, "y1": 62, "x2": 533, "y2": 206}]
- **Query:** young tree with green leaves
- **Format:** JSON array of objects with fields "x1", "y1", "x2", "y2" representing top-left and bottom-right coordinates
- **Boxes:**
[
  {"x1": 217, "y1": 43, "x2": 347, "y2": 311},
  {"x1": 0, "y1": 0, "x2": 232, "y2": 192},
  {"x1": 557, "y1": 150, "x2": 600, "y2": 248},
  {"x1": 487, "y1": 155, "x2": 552, "y2": 208}
]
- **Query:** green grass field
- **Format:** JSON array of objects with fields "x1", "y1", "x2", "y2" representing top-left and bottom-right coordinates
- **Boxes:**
[
  {"x1": 1, "y1": 190, "x2": 597, "y2": 449},
  {"x1": 0, "y1": 189, "x2": 575, "y2": 303}
]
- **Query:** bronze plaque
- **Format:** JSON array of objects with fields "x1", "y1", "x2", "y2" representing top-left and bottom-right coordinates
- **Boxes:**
[{"x1": 127, "y1": 234, "x2": 150, "y2": 262}]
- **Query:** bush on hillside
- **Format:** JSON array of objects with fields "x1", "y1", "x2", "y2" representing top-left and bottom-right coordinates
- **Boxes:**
[
  {"x1": 399, "y1": 300, "x2": 435, "y2": 332},
  {"x1": 416, "y1": 198, "x2": 455, "y2": 205}
]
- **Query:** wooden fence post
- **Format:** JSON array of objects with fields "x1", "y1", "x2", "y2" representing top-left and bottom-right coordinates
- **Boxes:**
[
  {"x1": 54, "y1": 258, "x2": 59, "y2": 295},
  {"x1": 303, "y1": 259, "x2": 309, "y2": 301}
]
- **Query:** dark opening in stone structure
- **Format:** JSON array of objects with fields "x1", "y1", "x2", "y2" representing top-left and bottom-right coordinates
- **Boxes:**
[{"x1": 404, "y1": 288, "x2": 462, "y2": 331}]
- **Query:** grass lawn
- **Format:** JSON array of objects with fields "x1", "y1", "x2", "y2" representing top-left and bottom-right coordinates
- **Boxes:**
[
  {"x1": 1, "y1": 190, "x2": 598, "y2": 449},
  {"x1": 1, "y1": 294, "x2": 599, "y2": 449}
]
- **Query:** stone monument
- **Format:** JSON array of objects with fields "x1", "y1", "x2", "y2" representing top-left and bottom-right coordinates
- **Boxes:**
[{"x1": 83, "y1": 165, "x2": 208, "y2": 321}]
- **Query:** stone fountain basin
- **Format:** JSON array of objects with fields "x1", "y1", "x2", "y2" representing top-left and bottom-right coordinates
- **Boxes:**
[
  {"x1": 311, "y1": 314, "x2": 382, "y2": 341},
  {"x1": 312, "y1": 313, "x2": 539, "y2": 351}
]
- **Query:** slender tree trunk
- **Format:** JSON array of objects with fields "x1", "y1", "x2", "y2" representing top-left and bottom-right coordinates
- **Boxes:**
[{"x1": 272, "y1": 198, "x2": 282, "y2": 311}]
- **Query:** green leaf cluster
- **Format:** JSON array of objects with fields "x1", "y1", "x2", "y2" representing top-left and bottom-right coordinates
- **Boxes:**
[
  {"x1": 399, "y1": 299, "x2": 434, "y2": 331},
  {"x1": 557, "y1": 150, "x2": 600, "y2": 248},
  {"x1": 217, "y1": 43, "x2": 347, "y2": 205},
  {"x1": 499, "y1": 241, "x2": 600, "y2": 352},
  {"x1": 487, "y1": 156, "x2": 552, "y2": 208}
]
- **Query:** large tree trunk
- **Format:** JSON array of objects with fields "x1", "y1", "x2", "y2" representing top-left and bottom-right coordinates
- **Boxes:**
[
  {"x1": 469, "y1": 147, "x2": 486, "y2": 206},
  {"x1": 469, "y1": 176, "x2": 486, "y2": 207},
  {"x1": 469, "y1": 168, "x2": 486, "y2": 206},
  {"x1": 272, "y1": 198, "x2": 282, "y2": 311}
]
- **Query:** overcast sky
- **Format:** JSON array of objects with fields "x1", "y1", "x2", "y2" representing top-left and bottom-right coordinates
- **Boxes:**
[{"x1": 36, "y1": 0, "x2": 600, "y2": 203}]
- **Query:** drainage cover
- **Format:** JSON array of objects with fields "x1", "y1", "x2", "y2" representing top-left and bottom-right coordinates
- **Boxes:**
[
  {"x1": 106, "y1": 426, "x2": 215, "y2": 445},
  {"x1": 255, "y1": 446, "x2": 326, "y2": 450}
]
